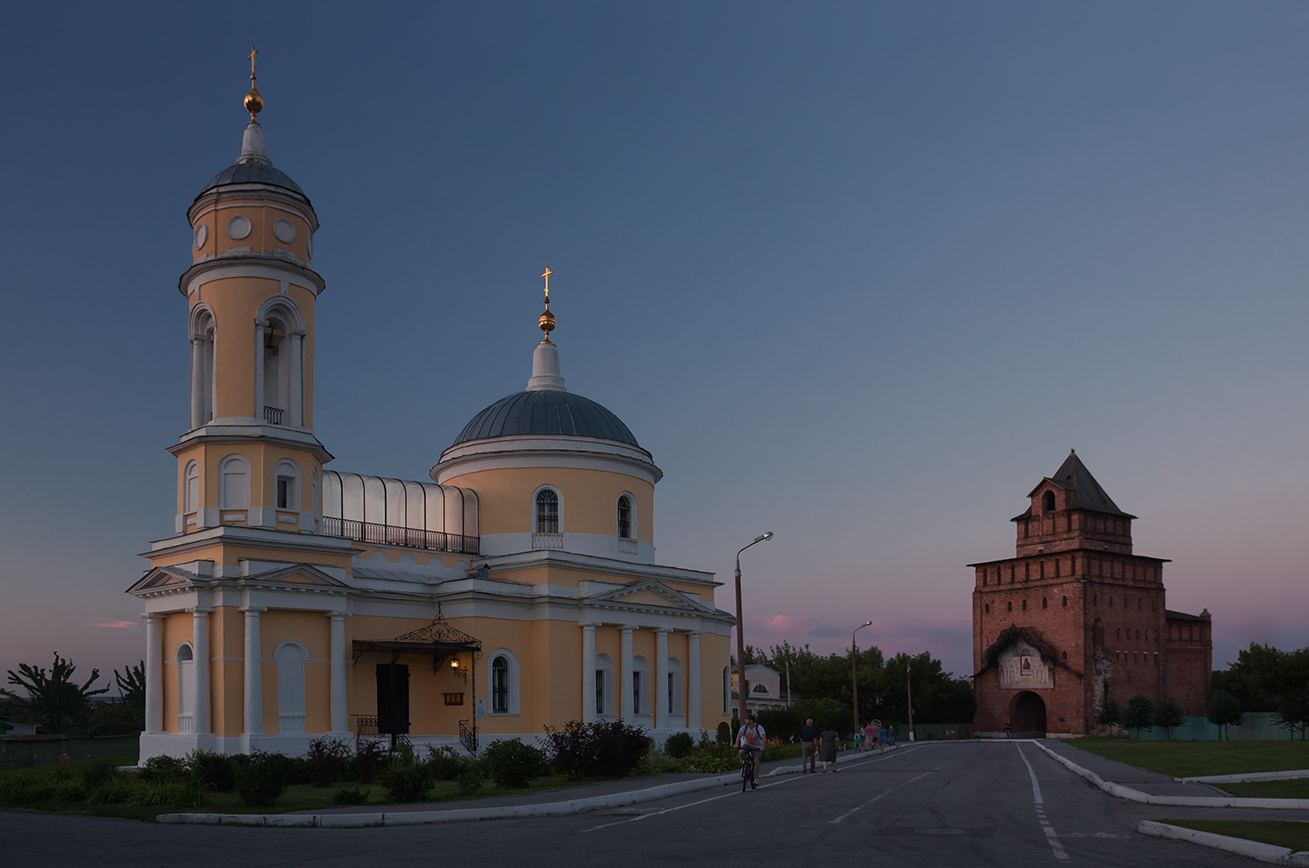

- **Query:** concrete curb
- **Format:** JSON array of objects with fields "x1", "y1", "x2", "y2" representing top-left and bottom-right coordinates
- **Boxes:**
[
  {"x1": 1032, "y1": 741, "x2": 1309, "y2": 810},
  {"x1": 1137, "y1": 820, "x2": 1309, "y2": 866},
  {"x1": 157, "y1": 746, "x2": 899, "y2": 828},
  {"x1": 1180, "y1": 770, "x2": 1309, "y2": 784}
]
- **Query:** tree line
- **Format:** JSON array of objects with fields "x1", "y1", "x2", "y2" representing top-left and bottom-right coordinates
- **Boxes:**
[
  {"x1": 1, "y1": 653, "x2": 145, "y2": 737},
  {"x1": 738, "y1": 641, "x2": 976, "y2": 738}
]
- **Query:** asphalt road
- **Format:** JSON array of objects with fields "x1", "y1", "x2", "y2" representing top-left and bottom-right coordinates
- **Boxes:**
[{"x1": 0, "y1": 742, "x2": 1260, "y2": 867}]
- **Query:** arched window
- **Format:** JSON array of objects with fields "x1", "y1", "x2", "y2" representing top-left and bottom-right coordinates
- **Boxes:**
[
  {"x1": 255, "y1": 298, "x2": 306, "y2": 427},
  {"x1": 984, "y1": 603, "x2": 990, "y2": 614},
  {"x1": 1042, "y1": 597, "x2": 1048, "y2": 610},
  {"x1": 617, "y1": 495, "x2": 632, "y2": 539},
  {"x1": 189, "y1": 305, "x2": 216, "y2": 429},
  {"x1": 1021, "y1": 599, "x2": 1027, "y2": 611},
  {"x1": 752, "y1": 683, "x2": 770, "y2": 695},
  {"x1": 595, "y1": 653, "x2": 614, "y2": 716},
  {"x1": 274, "y1": 459, "x2": 300, "y2": 511},
  {"x1": 183, "y1": 461, "x2": 200, "y2": 515},
  {"x1": 275, "y1": 641, "x2": 307, "y2": 734},
  {"x1": 1062, "y1": 596, "x2": 1068, "y2": 607},
  {"x1": 175, "y1": 642, "x2": 195, "y2": 732},
  {"x1": 1042, "y1": 491, "x2": 1056, "y2": 513},
  {"x1": 535, "y1": 489, "x2": 559, "y2": 534},
  {"x1": 1007, "y1": 601, "x2": 1013, "y2": 613},
  {"x1": 488, "y1": 649, "x2": 519, "y2": 714},
  {"x1": 218, "y1": 455, "x2": 250, "y2": 510}
]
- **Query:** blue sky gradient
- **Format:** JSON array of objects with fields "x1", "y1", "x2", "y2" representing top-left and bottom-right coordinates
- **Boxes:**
[{"x1": 3, "y1": 2, "x2": 1308, "y2": 687}]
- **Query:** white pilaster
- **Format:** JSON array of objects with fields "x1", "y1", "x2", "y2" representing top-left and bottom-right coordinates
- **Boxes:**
[
  {"x1": 581, "y1": 623, "x2": 597, "y2": 724},
  {"x1": 329, "y1": 613, "x2": 347, "y2": 734},
  {"x1": 144, "y1": 614, "x2": 163, "y2": 734},
  {"x1": 253, "y1": 319, "x2": 266, "y2": 420},
  {"x1": 289, "y1": 330, "x2": 305, "y2": 427},
  {"x1": 687, "y1": 632, "x2": 702, "y2": 730},
  {"x1": 655, "y1": 628, "x2": 670, "y2": 730},
  {"x1": 190, "y1": 608, "x2": 211, "y2": 734},
  {"x1": 189, "y1": 336, "x2": 204, "y2": 429},
  {"x1": 243, "y1": 607, "x2": 265, "y2": 736},
  {"x1": 620, "y1": 625, "x2": 635, "y2": 721}
]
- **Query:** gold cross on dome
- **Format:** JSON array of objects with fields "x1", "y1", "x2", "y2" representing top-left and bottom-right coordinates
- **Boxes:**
[
  {"x1": 541, "y1": 267, "x2": 553, "y2": 299},
  {"x1": 249, "y1": 46, "x2": 259, "y2": 77}
]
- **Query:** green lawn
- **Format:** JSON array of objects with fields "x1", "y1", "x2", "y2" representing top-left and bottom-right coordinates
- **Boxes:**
[
  {"x1": 1160, "y1": 820, "x2": 1309, "y2": 852},
  {"x1": 1071, "y1": 738, "x2": 1309, "y2": 779},
  {"x1": 1219, "y1": 778, "x2": 1309, "y2": 800}
]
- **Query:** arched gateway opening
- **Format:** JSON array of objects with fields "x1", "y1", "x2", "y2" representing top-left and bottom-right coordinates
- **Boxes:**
[{"x1": 1010, "y1": 691, "x2": 1047, "y2": 737}]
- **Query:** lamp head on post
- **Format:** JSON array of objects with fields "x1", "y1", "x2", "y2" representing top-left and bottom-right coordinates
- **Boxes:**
[{"x1": 733, "y1": 531, "x2": 775, "y2": 728}]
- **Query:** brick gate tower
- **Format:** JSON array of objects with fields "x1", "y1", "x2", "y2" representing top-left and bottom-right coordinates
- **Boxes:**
[{"x1": 970, "y1": 452, "x2": 1212, "y2": 737}]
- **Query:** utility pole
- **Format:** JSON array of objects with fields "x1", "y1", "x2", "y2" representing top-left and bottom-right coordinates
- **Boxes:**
[
  {"x1": 907, "y1": 664, "x2": 914, "y2": 742},
  {"x1": 852, "y1": 622, "x2": 872, "y2": 737}
]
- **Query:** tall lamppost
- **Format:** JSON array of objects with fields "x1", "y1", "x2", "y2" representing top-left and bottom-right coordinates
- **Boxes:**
[
  {"x1": 852, "y1": 621, "x2": 872, "y2": 736},
  {"x1": 734, "y1": 532, "x2": 774, "y2": 727}
]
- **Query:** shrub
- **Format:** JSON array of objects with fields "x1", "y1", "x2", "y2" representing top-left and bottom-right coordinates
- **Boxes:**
[
  {"x1": 543, "y1": 719, "x2": 650, "y2": 780},
  {"x1": 332, "y1": 786, "x2": 370, "y2": 806},
  {"x1": 187, "y1": 749, "x2": 238, "y2": 792},
  {"x1": 426, "y1": 745, "x2": 473, "y2": 781},
  {"x1": 380, "y1": 744, "x2": 432, "y2": 803},
  {"x1": 305, "y1": 737, "x2": 353, "y2": 788},
  {"x1": 353, "y1": 739, "x2": 390, "y2": 784},
  {"x1": 454, "y1": 767, "x2": 484, "y2": 796},
  {"x1": 88, "y1": 777, "x2": 137, "y2": 804},
  {"x1": 1207, "y1": 690, "x2": 1245, "y2": 741},
  {"x1": 235, "y1": 750, "x2": 288, "y2": 807},
  {"x1": 1153, "y1": 697, "x2": 1186, "y2": 739},
  {"x1": 664, "y1": 732, "x2": 694, "y2": 758},
  {"x1": 82, "y1": 758, "x2": 119, "y2": 789},
  {"x1": 1123, "y1": 694, "x2": 1155, "y2": 739},
  {"x1": 640, "y1": 746, "x2": 680, "y2": 775},
  {"x1": 127, "y1": 780, "x2": 202, "y2": 807},
  {"x1": 481, "y1": 739, "x2": 549, "y2": 788},
  {"x1": 681, "y1": 754, "x2": 736, "y2": 774},
  {"x1": 139, "y1": 754, "x2": 189, "y2": 784}
]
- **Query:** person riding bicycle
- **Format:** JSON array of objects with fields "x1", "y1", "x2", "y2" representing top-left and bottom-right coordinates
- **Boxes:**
[{"x1": 736, "y1": 712, "x2": 766, "y2": 785}]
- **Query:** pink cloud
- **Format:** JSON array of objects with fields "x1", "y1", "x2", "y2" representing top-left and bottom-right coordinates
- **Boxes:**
[{"x1": 90, "y1": 621, "x2": 138, "y2": 629}]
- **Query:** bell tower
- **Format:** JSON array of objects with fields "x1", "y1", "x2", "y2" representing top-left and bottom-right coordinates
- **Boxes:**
[{"x1": 171, "y1": 51, "x2": 331, "y2": 536}]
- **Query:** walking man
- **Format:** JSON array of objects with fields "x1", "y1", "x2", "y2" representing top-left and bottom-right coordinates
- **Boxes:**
[{"x1": 799, "y1": 718, "x2": 818, "y2": 773}]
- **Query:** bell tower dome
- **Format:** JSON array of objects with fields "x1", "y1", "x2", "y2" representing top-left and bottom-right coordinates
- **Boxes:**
[{"x1": 171, "y1": 55, "x2": 331, "y2": 536}]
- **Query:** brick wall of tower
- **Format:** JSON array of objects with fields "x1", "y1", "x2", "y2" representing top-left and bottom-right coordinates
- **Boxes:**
[{"x1": 1165, "y1": 614, "x2": 1213, "y2": 716}]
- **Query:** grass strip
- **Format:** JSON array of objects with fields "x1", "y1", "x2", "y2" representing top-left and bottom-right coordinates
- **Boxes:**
[
  {"x1": 1072, "y1": 738, "x2": 1309, "y2": 778},
  {"x1": 1218, "y1": 779, "x2": 1309, "y2": 800},
  {"x1": 1161, "y1": 820, "x2": 1309, "y2": 853}
]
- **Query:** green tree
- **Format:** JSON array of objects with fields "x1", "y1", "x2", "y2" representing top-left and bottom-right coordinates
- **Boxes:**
[
  {"x1": 115, "y1": 661, "x2": 146, "y2": 713},
  {"x1": 1122, "y1": 694, "x2": 1154, "y2": 739},
  {"x1": 1153, "y1": 697, "x2": 1186, "y2": 740},
  {"x1": 3, "y1": 653, "x2": 108, "y2": 733},
  {"x1": 1206, "y1": 689, "x2": 1244, "y2": 741},
  {"x1": 1274, "y1": 691, "x2": 1309, "y2": 741},
  {"x1": 1095, "y1": 697, "x2": 1122, "y2": 733}
]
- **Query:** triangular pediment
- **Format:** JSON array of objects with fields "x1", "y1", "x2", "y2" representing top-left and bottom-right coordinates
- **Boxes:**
[
  {"x1": 128, "y1": 567, "x2": 203, "y2": 594},
  {"x1": 586, "y1": 579, "x2": 711, "y2": 613},
  {"x1": 243, "y1": 563, "x2": 349, "y2": 588}
]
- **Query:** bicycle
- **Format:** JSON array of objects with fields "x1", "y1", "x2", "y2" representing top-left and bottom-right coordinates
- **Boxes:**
[{"x1": 740, "y1": 749, "x2": 759, "y2": 792}]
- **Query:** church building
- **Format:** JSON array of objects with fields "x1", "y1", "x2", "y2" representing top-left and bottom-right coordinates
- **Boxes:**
[
  {"x1": 970, "y1": 451, "x2": 1212, "y2": 737},
  {"x1": 128, "y1": 63, "x2": 736, "y2": 760}
]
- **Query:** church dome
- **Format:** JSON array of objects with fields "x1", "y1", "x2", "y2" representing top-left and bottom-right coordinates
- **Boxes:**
[
  {"x1": 452, "y1": 390, "x2": 639, "y2": 447},
  {"x1": 199, "y1": 161, "x2": 306, "y2": 198}
]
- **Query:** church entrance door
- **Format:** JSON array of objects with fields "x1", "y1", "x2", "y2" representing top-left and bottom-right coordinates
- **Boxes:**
[{"x1": 1011, "y1": 691, "x2": 1046, "y2": 737}]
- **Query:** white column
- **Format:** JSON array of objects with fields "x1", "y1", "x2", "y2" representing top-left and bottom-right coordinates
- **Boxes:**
[
  {"x1": 581, "y1": 623, "x2": 597, "y2": 724},
  {"x1": 253, "y1": 319, "x2": 266, "y2": 421},
  {"x1": 329, "y1": 613, "x2": 347, "y2": 734},
  {"x1": 289, "y1": 330, "x2": 305, "y2": 427},
  {"x1": 190, "y1": 608, "x2": 211, "y2": 734},
  {"x1": 243, "y1": 608, "x2": 265, "y2": 735},
  {"x1": 655, "y1": 628, "x2": 670, "y2": 730},
  {"x1": 687, "y1": 632, "x2": 702, "y2": 731},
  {"x1": 189, "y1": 337, "x2": 204, "y2": 429},
  {"x1": 620, "y1": 625, "x2": 635, "y2": 721},
  {"x1": 144, "y1": 614, "x2": 163, "y2": 733}
]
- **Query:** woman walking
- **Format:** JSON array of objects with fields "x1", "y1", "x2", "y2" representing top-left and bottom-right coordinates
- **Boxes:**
[{"x1": 820, "y1": 723, "x2": 840, "y2": 772}]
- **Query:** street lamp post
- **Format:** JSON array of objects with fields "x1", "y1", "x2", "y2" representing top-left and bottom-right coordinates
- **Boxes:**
[
  {"x1": 907, "y1": 663, "x2": 914, "y2": 742},
  {"x1": 852, "y1": 621, "x2": 872, "y2": 737},
  {"x1": 734, "y1": 532, "x2": 774, "y2": 728}
]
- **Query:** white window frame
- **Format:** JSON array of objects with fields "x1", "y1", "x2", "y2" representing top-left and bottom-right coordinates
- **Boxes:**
[
  {"x1": 175, "y1": 642, "x2": 195, "y2": 732},
  {"x1": 616, "y1": 492, "x2": 636, "y2": 539},
  {"x1": 595, "y1": 653, "x2": 614, "y2": 716},
  {"x1": 533, "y1": 485, "x2": 561, "y2": 534},
  {"x1": 487, "y1": 648, "x2": 520, "y2": 715},
  {"x1": 274, "y1": 640, "x2": 308, "y2": 734},
  {"x1": 183, "y1": 460, "x2": 200, "y2": 515},
  {"x1": 274, "y1": 459, "x2": 300, "y2": 511},
  {"x1": 632, "y1": 655, "x2": 650, "y2": 715},
  {"x1": 217, "y1": 454, "x2": 250, "y2": 509},
  {"x1": 667, "y1": 657, "x2": 683, "y2": 715}
]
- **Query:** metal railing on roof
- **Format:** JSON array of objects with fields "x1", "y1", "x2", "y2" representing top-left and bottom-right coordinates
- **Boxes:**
[{"x1": 321, "y1": 516, "x2": 479, "y2": 555}]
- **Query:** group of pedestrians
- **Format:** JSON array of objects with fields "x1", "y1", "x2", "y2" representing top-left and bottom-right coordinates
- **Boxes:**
[
  {"x1": 797, "y1": 718, "x2": 844, "y2": 773},
  {"x1": 739, "y1": 713, "x2": 900, "y2": 780},
  {"x1": 856, "y1": 719, "x2": 892, "y2": 754}
]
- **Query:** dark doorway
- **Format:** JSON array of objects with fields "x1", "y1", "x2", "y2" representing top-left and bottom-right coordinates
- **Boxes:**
[
  {"x1": 376, "y1": 663, "x2": 410, "y2": 741},
  {"x1": 1011, "y1": 691, "x2": 1047, "y2": 737}
]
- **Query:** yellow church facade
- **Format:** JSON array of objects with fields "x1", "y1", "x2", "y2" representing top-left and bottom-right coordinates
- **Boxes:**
[{"x1": 128, "y1": 68, "x2": 735, "y2": 760}]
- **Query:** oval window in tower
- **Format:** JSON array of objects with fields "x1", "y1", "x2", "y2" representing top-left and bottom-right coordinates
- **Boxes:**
[
  {"x1": 194, "y1": 223, "x2": 208, "y2": 249},
  {"x1": 226, "y1": 215, "x2": 252, "y2": 240},
  {"x1": 273, "y1": 218, "x2": 296, "y2": 243}
]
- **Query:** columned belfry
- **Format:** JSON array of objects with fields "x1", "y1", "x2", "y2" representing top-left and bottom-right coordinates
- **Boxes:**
[{"x1": 970, "y1": 452, "x2": 1212, "y2": 737}]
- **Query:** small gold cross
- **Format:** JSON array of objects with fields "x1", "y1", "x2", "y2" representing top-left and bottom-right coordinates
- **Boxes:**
[
  {"x1": 541, "y1": 267, "x2": 553, "y2": 299},
  {"x1": 249, "y1": 46, "x2": 259, "y2": 77}
]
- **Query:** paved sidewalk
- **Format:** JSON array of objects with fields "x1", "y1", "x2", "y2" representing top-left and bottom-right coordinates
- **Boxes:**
[{"x1": 1038, "y1": 740, "x2": 1231, "y2": 798}]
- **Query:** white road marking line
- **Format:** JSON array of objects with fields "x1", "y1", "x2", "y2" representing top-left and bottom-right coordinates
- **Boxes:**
[
  {"x1": 828, "y1": 771, "x2": 933, "y2": 824},
  {"x1": 1017, "y1": 745, "x2": 1069, "y2": 862},
  {"x1": 582, "y1": 746, "x2": 919, "y2": 833}
]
